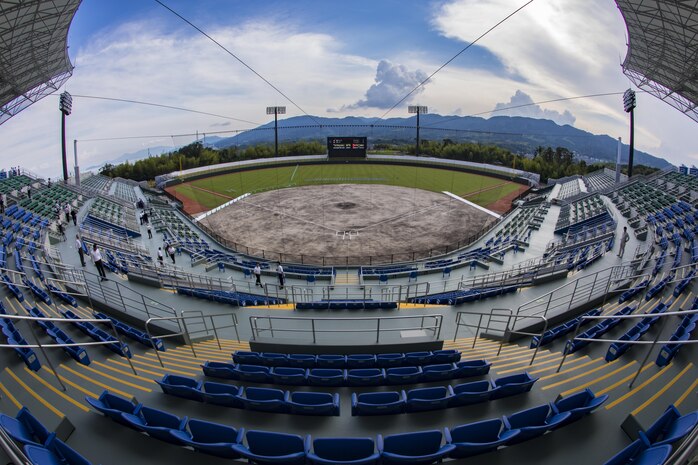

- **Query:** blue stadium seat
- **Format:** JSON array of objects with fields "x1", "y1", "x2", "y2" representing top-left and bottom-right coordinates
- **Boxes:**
[
  {"x1": 120, "y1": 406, "x2": 188, "y2": 444},
  {"x1": 287, "y1": 353, "x2": 317, "y2": 368},
  {"x1": 316, "y1": 354, "x2": 347, "y2": 368},
  {"x1": 308, "y1": 368, "x2": 346, "y2": 387},
  {"x1": 379, "y1": 430, "x2": 455, "y2": 465},
  {"x1": 232, "y1": 364, "x2": 272, "y2": 383},
  {"x1": 404, "y1": 351, "x2": 433, "y2": 365},
  {"x1": 155, "y1": 374, "x2": 204, "y2": 402},
  {"x1": 405, "y1": 386, "x2": 454, "y2": 412},
  {"x1": 490, "y1": 372, "x2": 539, "y2": 399},
  {"x1": 307, "y1": 437, "x2": 381, "y2": 465},
  {"x1": 352, "y1": 391, "x2": 407, "y2": 416},
  {"x1": 421, "y1": 363, "x2": 457, "y2": 381},
  {"x1": 549, "y1": 388, "x2": 608, "y2": 425},
  {"x1": 346, "y1": 368, "x2": 386, "y2": 386},
  {"x1": 232, "y1": 351, "x2": 262, "y2": 365},
  {"x1": 445, "y1": 418, "x2": 520, "y2": 458},
  {"x1": 453, "y1": 360, "x2": 491, "y2": 378},
  {"x1": 201, "y1": 361, "x2": 236, "y2": 379},
  {"x1": 386, "y1": 366, "x2": 423, "y2": 385},
  {"x1": 271, "y1": 367, "x2": 308, "y2": 385},
  {"x1": 0, "y1": 407, "x2": 50, "y2": 446},
  {"x1": 201, "y1": 382, "x2": 244, "y2": 408},
  {"x1": 232, "y1": 430, "x2": 310, "y2": 465},
  {"x1": 450, "y1": 380, "x2": 496, "y2": 406},
  {"x1": 639, "y1": 404, "x2": 698, "y2": 447},
  {"x1": 238, "y1": 387, "x2": 288, "y2": 413},
  {"x1": 24, "y1": 435, "x2": 93, "y2": 465},
  {"x1": 431, "y1": 349, "x2": 461, "y2": 363},
  {"x1": 603, "y1": 439, "x2": 672, "y2": 465},
  {"x1": 376, "y1": 353, "x2": 405, "y2": 367},
  {"x1": 286, "y1": 392, "x2": 340, "y2": 416},
  {"x1": 260, "y1": 352, "x2": 289, "y2": 366},
  {"x1": 169, "y1": 418, "x2": 244, "y2": 459},
  {"x1": 347, "y1": 354, "x2": 377, "y2": 368},
  {"x1": 84, "y1": 390, "x2": 143, "y2": 428},
  {"x1": 502, "y1": 404, "x2": 571, "y2": 444}
]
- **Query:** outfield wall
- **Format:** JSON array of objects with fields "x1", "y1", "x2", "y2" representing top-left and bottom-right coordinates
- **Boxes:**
[{"x1": 156, "y1": 154, "x2": 540, "y2": 189}]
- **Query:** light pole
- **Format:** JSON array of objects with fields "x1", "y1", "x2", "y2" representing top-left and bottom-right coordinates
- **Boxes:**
[
  {"x1": 266, "y1": 106, "x2": 286, "y2": 158},
  {"x1": 59, "y1": 91, "x2": 72, "y2": 182},
  {"x1": 623, "y1": 89, "x2": 636, "y2": 177},
  {"x1": 408, "y1": 105, "x2": 427, "y2": 156}
]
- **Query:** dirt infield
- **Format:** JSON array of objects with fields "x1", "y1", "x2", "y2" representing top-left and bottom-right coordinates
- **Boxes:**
[
  {"x1": 200, "y1": 184, "x2": 496, "y2": 264},
  {"x1": 164, "y1": 186, "x2": 208, "y2": 215},
  {"x1": 486, "y1": 184, "x2": 530, "y2": 214}
]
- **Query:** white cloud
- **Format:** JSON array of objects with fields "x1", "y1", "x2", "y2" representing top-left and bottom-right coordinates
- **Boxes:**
[
  {"x1": 431, "y1": 0, "x2": 696, "y2": 165},
  {"x1": 493, "y1": 90, "x2": 576, "y2": 125},
  {"x1": 338, "y1": 60, "x2": 429, "y2": 110}
]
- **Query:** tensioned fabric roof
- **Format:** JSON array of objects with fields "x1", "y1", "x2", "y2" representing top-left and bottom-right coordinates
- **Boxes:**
[
  {"x1": 616, "y1": 0, "x2": 698, "y2": 123},
  {"x1": 0, "y1": 0, "x2": 81, "y2": 125}
]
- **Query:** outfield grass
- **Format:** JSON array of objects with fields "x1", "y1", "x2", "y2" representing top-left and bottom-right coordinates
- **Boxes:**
[{"x1": 173, "y1": 163, "x2": 521, "y2": 210}]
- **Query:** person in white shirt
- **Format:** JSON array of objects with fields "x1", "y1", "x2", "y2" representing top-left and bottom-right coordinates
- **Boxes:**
[
  {"x1": 91, "y1": 244, "x2": 107, "y2": 280},
  {"x1": 618, "y1": 226, "x2": 630, "y2": 258},
  {"x1": 276, "y1": 263, "x2": 285, "y2": 289},
  {"x1": 76, "y1": 235, "x2": 85, "y2": 267},
  {"x1": 254, "y1": 263, "x2": 262, "y2": 287},
  {"x1": 157, "y1": 247, "x2": 164, "y2": 266},
  {"x1": 167, "y1": 245, "x2": 176, "y2": 264}
]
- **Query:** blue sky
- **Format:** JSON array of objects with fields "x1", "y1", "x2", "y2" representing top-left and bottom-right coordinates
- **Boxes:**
[{"x1": 3, "y1": 0, "x2": 697, "y2": 176}]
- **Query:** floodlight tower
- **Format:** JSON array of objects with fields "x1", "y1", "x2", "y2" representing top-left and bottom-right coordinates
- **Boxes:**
[
  {"x1": 623, "y1": 89, "x2": 636, "y2": 177},
  {"x1": 408, "y1": 105, "x2": 428, "y2": 156},
  {"x1": 59, "y1": 91, "x2": 72, "y2": 182},
  {"x1": 266, "y1": 106, "x2": 286, "y2": 158}
]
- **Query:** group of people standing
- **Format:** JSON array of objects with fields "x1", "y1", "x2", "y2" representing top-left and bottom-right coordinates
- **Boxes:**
[
  {"x1": 75, "y1": 235, "x2": 107, "y2": 281},
  {"x1": 157, "y1": 244, "x2": 177, "y2": 266},
  {"x1": 253, "y1": 263, "x2": 285, "y2": 289}
]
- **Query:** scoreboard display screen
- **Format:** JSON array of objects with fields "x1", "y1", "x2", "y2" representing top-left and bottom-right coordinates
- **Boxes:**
[{"x1": 327, "y1": 137, "x2": 367, "y2": 158}]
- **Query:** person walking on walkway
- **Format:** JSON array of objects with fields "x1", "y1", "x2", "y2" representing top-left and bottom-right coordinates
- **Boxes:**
[
  {"x1": 276, "y1": 263, "x2": 285, "y2": 289},
  {"x1": 167, "y1": 245, "x2": 176, "y2": 264},
  {"x1": 254, "y1": 263, "x2": 262, "y2": 287},
  {"x1": 618, "y1": 226, "x2": 630, "y2": 258},
  {"x1": 91, "y1": 244, "x2": 107, "y2": 281},
  {"x1": 76, "y1": 235, "x2": 85, "y2": 267},
  {"x1": 157, "y1": 247, "x2": 164, "y2": 266},
  {"x1": 147, "y1": 224, "x2": 153, "y2": 239},
  {"x1": 70, "y1": 209, "x2": 77, "y2": 226}
]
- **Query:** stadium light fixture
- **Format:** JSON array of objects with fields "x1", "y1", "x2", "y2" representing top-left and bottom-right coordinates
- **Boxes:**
[
  {"x1": 622, "y1": 89, "x2": 636, "y2": 177},
  {"x1": 408, "y1": 105, "x2": 428, "y2": 156},
  {"x1": 59, "y1": 91, "x2": 73, "y2": 182},
  {"x1": 266, "y1": 106, "x2": 286, "y2": 158}
]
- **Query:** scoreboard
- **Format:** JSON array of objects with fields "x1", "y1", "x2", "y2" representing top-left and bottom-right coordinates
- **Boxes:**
[{"x1": 327, "y1": 137, "x2": 367, "y2": 158}]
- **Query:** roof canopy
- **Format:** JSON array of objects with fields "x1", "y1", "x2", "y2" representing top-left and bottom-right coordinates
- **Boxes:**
[
  {"x1": 616, "y1": 0, "x2": 698, "y2": 123},
  {"x1": 0, "y1": 0, "x2": 81, "y2": 125}
]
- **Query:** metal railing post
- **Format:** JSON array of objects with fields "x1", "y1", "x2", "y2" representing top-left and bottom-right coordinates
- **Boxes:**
[
  {"x1": 311, "y1": 319, "x2": 316, "y2": 343},
  {"x1": 24, "y1": 317, "x2": 67, "y2": 391},
  {"x1": 181, "y1": 317, "x2": 197, "y2": 357},
  {"x1": 376, "y1": 318, "x2": 381, "y2": 343},
  {"x1": 529, "y1": 316, "x2": 548, "y2": 365},
  {"x1": 628, "y1": 315, "x2": 669, "y2": 389},
  {"x1": 145, "y1": 319, "x2": 165, "y2": 368}
]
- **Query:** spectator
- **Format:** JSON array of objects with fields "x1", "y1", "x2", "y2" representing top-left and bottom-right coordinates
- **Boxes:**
[
  {"x1": 57, "y1": 222, "x2": 65, "y2": 241},
  {"x1": 167, "y1": 245, "x2": 176, "y2": 264},
  {"x1": 91, "y1": 244, "x2": 107, "y2": 281},
  {"x1": 276, "y1": 263, "x2": 285, "y2": 289},
  {"x1": 254, "y1": 263, "x2": 262, "y2": 287},
  {"x1": 70, "y1": 209, "x2": 77, "y2": 226},
  {"x1": 147, "y1": 224, "x2": 153, "y2": 239},
  {"x1": 157, "y1": 247, "x2": 164, "y2": 266},
  {"x1": 0, "y1": 196, "x2": 4, "y2": 214},
  {"x1": 75, "y1": 235, "x2": 85, "y2": 267}
]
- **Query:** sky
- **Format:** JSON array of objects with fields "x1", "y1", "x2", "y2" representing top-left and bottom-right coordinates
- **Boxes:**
[{"x1": 3, "y1": 0, "x2": 697, "y2": 178}]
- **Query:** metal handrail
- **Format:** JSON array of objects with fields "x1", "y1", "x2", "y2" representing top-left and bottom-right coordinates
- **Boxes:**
[
  {"x1": 249, "y1": 314, "x2": 443, "y2": 344},
  {"x1": 0, "y1": 313, "x2": 136, "y2": 391},
  {"x1": 454, "y1": 309, "x2": 548, "y2": 364},
  {"x1": 557, "y1": 307, "x2": 698, "y2": 389},
  {"x1": 666, "y1": 418, "x2": 698, "y2": 465},
  {"x1": 0, "y1": 423, "x2": 31, "y2": 465},
  {"x1": 145, "y1": 311, "x2": 240, "y2": 367}
]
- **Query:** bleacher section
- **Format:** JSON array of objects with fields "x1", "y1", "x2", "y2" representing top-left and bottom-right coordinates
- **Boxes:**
[
  {"x1": 554, "y1": 194, "x2": 612, "y2": 235},
  {"x1": 79, "y1": 174, "x2": 113, "y2": 195},
  {"x1": 83, "y1": 197, "x2": 140, "y2": 237},
  {"x1": 583, "y1": 169, "x2": 616, "y2": 193},
  {"x1": 555, "y1": 179, "x2": 581, "y2": 201},
  {"x1": 113, "y1": 180, "x2": 139, "y2": 204}
]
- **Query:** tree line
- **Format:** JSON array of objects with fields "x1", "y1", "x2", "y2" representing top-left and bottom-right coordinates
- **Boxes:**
[{"x1": 99, "y1": 139, "x2": 656, "y2": 183}]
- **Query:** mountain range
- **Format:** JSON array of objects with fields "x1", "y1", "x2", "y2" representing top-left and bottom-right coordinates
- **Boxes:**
[{"x1": 213, "y1": 114, "x2": 672, "y2": 169}]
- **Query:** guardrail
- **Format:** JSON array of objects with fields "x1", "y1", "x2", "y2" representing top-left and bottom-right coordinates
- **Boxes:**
[
  {"x1": 249, "y1": 314, "x2": 443, "y2": 344},
  {"x1": 514, "y1": 264, "x2": 650, "y2": 322},
  {"x1": 453, "y1": 309, "x2": 548, "y2": 365},
  {"x1": 557, "y1": 307, "x2": 698, "y2": 389}
]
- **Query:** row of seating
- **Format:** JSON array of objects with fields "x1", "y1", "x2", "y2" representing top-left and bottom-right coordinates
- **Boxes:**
[
  {"x1": 0, "y1": 302, "x2": 40, "y2": 371},
  {"x1": 60, "y1": 309, "x2": 132, "y2": 358},
  {"x1": 157, "y1": 374, "x2": 340, "y2": 416},
  {"x1": 94, "y1": 311, "x2": 165, "y2": 351},
  {"x1": 176, "y1": 286, "x2": 285, "y2": 306},
  {"x1": 618, "y1": 279, "x2": 650, "y2": 303},
  {"x1": 202, "y1": 360, "x2": 492, "y2": 386},
  {"x1": 530, "y1": 309, "x2": 601, "y2": 348},
  {"x1": 408, "y1": 285, "x2": 518, "y2": 306},
  {"x1": 81, "y1": 388, "x2": 608, "y2": 464},
  {"x1": 232, "y1": 350, "x2": 461, "y2": 368},
  {"x1": 1, "y1": 273, "x2": 25, "y2": 302},
  {"x1": 26, "y1": 305, "x2": 90, "y2": 365},
  {"x1": 605, "y1": 302, "x2": 668, "y2": 362},
  {"x1": 296, "y1": 299, "x2": 398, "y2": 310},
  {"x1": 564, "y1": 305, "x2": 636, "y2": 354}
]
